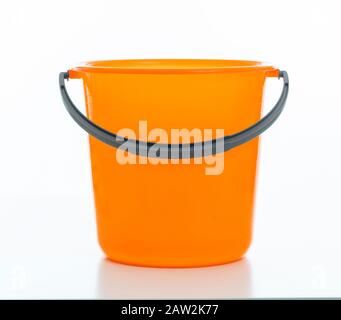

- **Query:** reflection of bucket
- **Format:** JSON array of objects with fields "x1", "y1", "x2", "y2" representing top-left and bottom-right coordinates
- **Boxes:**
[
  {"x1": 97, "y1": 258, "x2": 252, "y2": 299},
  {"x1": 59, "y1": 60, "x2": 289, "y2": 267}
]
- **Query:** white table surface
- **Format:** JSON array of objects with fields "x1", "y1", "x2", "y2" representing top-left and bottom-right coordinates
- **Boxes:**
[{"x1": 1, "y1": 185, "x2": 340, "y2": 299}]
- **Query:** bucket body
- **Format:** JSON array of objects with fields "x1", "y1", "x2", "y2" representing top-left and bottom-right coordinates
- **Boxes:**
[{"x1": 67, "y1": 60, "x2": 280, "y2": 267}]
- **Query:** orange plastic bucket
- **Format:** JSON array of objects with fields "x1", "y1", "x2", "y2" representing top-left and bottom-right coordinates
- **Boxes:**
[{"x1": 59, "y1": 59, "x2": 288, "y2": 267}]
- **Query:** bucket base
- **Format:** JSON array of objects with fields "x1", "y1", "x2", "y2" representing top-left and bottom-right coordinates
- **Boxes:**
[
  {"x1": 98, "y1": 232, "x2": 252, "y2": 268},
  {"x1": 102, "y1": 250, "x2": 249, "y2": 268}
]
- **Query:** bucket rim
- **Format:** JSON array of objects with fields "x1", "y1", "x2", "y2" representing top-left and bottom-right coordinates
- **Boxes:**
[{"x1": 68, "y1": 59, "x2": 279, "y2": 76}]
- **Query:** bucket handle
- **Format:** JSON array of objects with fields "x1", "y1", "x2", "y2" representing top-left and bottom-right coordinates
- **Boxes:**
[{"x1": 59, "y1": 70, "x2": 288, "y2": 159}]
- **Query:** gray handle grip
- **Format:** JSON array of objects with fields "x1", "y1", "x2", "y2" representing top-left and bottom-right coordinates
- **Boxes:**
[{"x1": 59, "y1": 70, "x2": 288, "y2": 159}]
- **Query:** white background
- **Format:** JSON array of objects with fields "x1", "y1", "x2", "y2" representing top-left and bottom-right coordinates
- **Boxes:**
[{"x1": 1, "y1": 0, "x2": 341, "y2": 298}]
